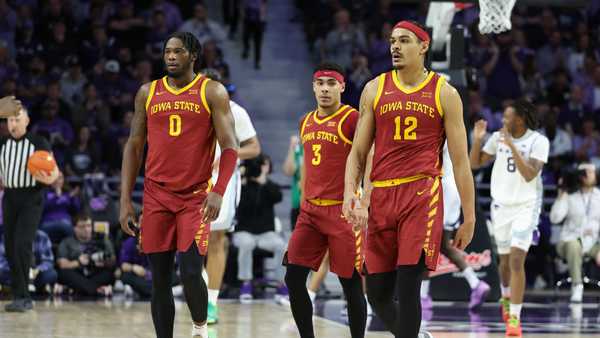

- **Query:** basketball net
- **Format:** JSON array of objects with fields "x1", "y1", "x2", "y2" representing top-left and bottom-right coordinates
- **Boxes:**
[{"x1": 478, "y1": 0, "x2": 517, "y2": 34}]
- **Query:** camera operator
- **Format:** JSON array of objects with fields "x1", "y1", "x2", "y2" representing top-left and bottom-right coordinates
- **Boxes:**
[
  {"x1": 233, "y1": 154, "x2": 287, "y2": 303},
  {"x1": 56, "y1": 211, "x2": 116, "y2": 296},
  {"x1": 550, "y1": 163, "x2": 600, "y2": 303}
]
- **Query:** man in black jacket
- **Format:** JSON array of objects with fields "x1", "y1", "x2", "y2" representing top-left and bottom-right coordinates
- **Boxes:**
[{"x1": 233, "y1": 154, "x2": 287, "y2": 303}]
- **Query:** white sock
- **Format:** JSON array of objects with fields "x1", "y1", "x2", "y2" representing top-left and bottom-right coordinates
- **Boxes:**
[
  {"x1": 463, "y1": 267, "x2": 480, "y2": 289},
  {"x1": 307, "y1": 289, "x2": 316, "y2": 303},
  {"x1": 501, "y1": 285, "x2": 511, "y2": 299},
  {"x1": 208, "y1": 289, "x2": 219, "y2": 305},
  {"x1": 420, "y1": 280, "x2": 430, "y2": 298},
  {"x1": 192, "y1": 322, "x2": 208, "y2": 338},
  {"x1": 202, "y1": 269, "x2": 209, "y2": 285},
  {"x1": 510, "y1": 303, "x2": 522, "y2": 319}
]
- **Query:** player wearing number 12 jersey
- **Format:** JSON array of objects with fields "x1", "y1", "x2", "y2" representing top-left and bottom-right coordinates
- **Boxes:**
[
  {"x1": 284, "y1": 63, "x2": 367, "y2": 338},
  {"x1": 344, "y1": 21, "x2": 475, "y2": 338},
  {"x1": 119, "y1": 32, "x2": 238, "y2": 338}
]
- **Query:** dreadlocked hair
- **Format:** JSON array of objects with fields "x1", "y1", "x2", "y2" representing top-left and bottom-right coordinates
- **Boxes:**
[
  {"x1": 512, "y1": 98, "x2": 539, "y2": 130},
  {"x1": 163, "y1": 31, "x2": 202, "y2": 71}
]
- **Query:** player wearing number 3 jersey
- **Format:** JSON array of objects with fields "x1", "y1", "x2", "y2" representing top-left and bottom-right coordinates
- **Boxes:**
[
  {"x1": 284, "y1": 62, "x2": 367, "y2": 338},
  {"x1": 344, "y1": 20, "x2": 475, "y2": 338}
]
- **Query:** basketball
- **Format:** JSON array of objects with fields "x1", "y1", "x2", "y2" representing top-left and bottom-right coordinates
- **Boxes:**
[{"x1": 27, "y1": 150, "x2": 57, "y2": 176}]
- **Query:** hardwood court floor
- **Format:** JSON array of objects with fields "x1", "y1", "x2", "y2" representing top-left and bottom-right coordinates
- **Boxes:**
[{"x1": 0, "y1": 299, "x2": 597, "y2": 338}]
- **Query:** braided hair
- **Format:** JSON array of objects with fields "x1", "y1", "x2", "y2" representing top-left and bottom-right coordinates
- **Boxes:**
[
  {"x1": 163, "y1": 31, "x2": 202, "y2": 71},
  {"x1": 511, "y1": 98, "x2": 539, "y2": 130}
]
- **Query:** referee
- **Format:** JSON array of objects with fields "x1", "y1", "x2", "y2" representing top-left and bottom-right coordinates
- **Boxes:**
[{"x1": 1, "y1": 107, "x2": 59, "y2": 312}]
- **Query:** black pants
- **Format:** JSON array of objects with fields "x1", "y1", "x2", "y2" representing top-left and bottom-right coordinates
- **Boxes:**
[
  {"x1": 223, "y1": 0, "x2": 241, "y2": 37},
  {"x1": 243, "y1": 18, "x2": 265, "y2": 67},
  {"x1": 2, "y1": 189, "x2": 44, "y2": 300},
  {"x1": 58, "y1": 268, "x2": 113, "y2": 296},
  {"x1": 121, "y1": 271, "x2": 153, "y2": 298}
]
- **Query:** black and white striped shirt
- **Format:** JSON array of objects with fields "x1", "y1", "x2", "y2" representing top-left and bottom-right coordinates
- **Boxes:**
[{"x1": 0, "y1": 133, "x2": 51, "y2": 189}]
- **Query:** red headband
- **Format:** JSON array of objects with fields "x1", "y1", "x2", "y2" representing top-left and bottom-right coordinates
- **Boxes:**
[
  {"x1": 394, "y1": 21, "x2": 430, "y2": 43},
  {"x1": 313, "y1": 70, "x2": 345, "y2": 84}
]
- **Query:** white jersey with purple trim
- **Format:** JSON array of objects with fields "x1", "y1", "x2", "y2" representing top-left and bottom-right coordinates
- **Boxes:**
[
  {"x1": 442, "y1": 141, "x2": 461, "y2": 230},
  {"x1": 211, "y1": 100, "x2": 257, "y2": 231}
]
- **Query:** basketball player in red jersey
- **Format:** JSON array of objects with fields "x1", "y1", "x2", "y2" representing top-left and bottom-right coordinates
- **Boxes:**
[
  {"x1": 343, "y1": 21, "x2": 476, "y2": 338},
  {"x1": 119, "y1": 32, "x2": 238, "y2": 338},
  {"x1": 284, "y1": 62, "x2": 367, "y2": 338}
]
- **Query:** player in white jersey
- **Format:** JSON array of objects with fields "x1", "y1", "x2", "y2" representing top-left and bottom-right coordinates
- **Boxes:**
[
  {"x1": 202, "y1": 69, "x2": 261, "y2": 325},
  {"x1": 470, "y1": 99, "x2": 549, "y2": 338},
  {"x1": 421, "y1": 142, "x2": 490, "y2": 311}
]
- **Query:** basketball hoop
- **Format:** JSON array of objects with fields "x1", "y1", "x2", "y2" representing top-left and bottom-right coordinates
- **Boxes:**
[{"x1": 478, "y1": 0, "x2": 517, "y2": 34}]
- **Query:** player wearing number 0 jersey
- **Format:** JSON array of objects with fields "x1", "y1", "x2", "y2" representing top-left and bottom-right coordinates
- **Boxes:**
[
  {"x1": 344, "y1": 20, "x2": 475, "y2": 338},
  {"x1": 119, "y1": 32, "x2": 238, "y2": 338},
  {"x1": 470, "y1": 99, "x2": 549, "y2": 337},
  {"x1": 284, "y1": 62, "x2": 367, "y2": 338}
]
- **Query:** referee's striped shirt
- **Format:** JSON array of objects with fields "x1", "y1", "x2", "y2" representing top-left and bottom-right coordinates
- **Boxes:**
[{"x1": 0, "y1": 132, "x2": 51, "y2": 189}]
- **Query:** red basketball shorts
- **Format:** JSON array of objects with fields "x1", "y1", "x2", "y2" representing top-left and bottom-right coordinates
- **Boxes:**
[
  {"x1": 366, "y1": 176, "x2": 444, "y2": 273},
  {"x1": 286, "y1": 201, "x2": 364, "y2": 279},
  {"x1": 140, "y1": 179, "x2": 210, "y2": 255}
]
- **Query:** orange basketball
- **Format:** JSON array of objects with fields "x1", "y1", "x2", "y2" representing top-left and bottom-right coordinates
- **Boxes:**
[{"x1": 27, "y1": 150, "x2": 57, "y2": 176}]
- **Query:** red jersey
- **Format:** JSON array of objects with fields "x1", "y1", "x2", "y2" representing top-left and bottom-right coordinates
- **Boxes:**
[
  {"x1": 371, "y1": 70, "x2": 446, "y2": 183},
  {"x1": 144, "y1": 74, "x2": 215, "y2": 191},
  {"x1": 300, "y1": 104, "x2": 358, "y2": 201}
]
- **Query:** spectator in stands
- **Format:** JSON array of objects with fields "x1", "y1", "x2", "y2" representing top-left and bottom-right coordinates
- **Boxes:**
[
  {"x1": 546, "y1": 69, "x2": 571, "y2": 108},
  {"x1": 72, "y1": 83, "x2": 111, "y2": 134},
  {"x1": 179, "y1": 3, "x2": 227, "y2": 47},
  {"x1": 318, "y1": 9, "x2": 366, "y2": 70},
  {"x1": 0, "y1": 0, "x2": 16, "y2": 56},
  {"x1": 367, "y1": 22, "x2": 392, "y2": 76},
  {"x1": 56, "y1": 211, "x2": 115, "y2": 296},
  {"x1": 0, "y1": 229, "x2": 57, "y2": 294},
  {"x1": 344, "y1": 53, "x2": 371, "y2": 108},
  {"x1": 39, "y1": 172, "x2": 80, "y2": 244},
  {"x1": 45, "y1": 80, "x2": 72, "y2": 120},
  {"x1": 536, "y1": 30, "x2": 568, "y2": 80},
  {"x1": 573, "y1": 116, "x2": 600, "y2": 163},
  {"x1": 17, "y1": 55, "x2": 48, "y2": 109},
  {"x1": 107, "y1": 0, "x2": 146, "y2": 50},
  {"x1": 15, "y1": 17, "x2": 44, "y2": 70},
  {"x1": 43, "y1": 21, "x2": 74, "y2": 72},
  {"x1": 242, "y1": 0, "x2": 268, "y2": 69},
  {"x1": 65, "y1": 126, "x2": 101, "y2": 177},
  {"x1": 81, "y1": 24, "x2": 115, "y2": 69},
  {"x1": 233, "y1": 154, "x2": 287, "y2": 303},
  {"x1": 567, "y1": 34, "x2": 590, "y2": 78},
  {"x1": 0, "y1": 41, "x2": 18, "y2": 84},
  {"x1": 550, "y1": 163, "x2": 600, "y2": 303},
  {"x1": 60, "y1": 55, "x2": 87, "y2": 109},
  {"x1": 559, "y1": 85, "x2": 587, "y2": 134},
  {"x1": 591, "y1": 65, "x2": 600, "y2": 113},
  {"x1": 37, "y1": 0, "x2": 76, "y2": 42},
  {"x1": 32, "y1": 100, "x2": 74, "y2": 164},
  {"x1": 148, "y1": 0, "x2": 182, "y2": 33},
  {"x1": 145, "y1": 10, "x2": 171, "y2": 66},
  {"x1": 519, "y1": 54, "x2": 546, "y2": 102},
  {"x1": 200, "y1": 40, "x2": 226, "y2": 70},
  {"x1": 119, "y1": 236, "x2": 152, "y2": 299},
  {"x1": 482, "y1": 33, "x2": 523, "y2": 103},
  {"x1": 541, "y1": 104, "x2": 573, "y2": 179}
]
